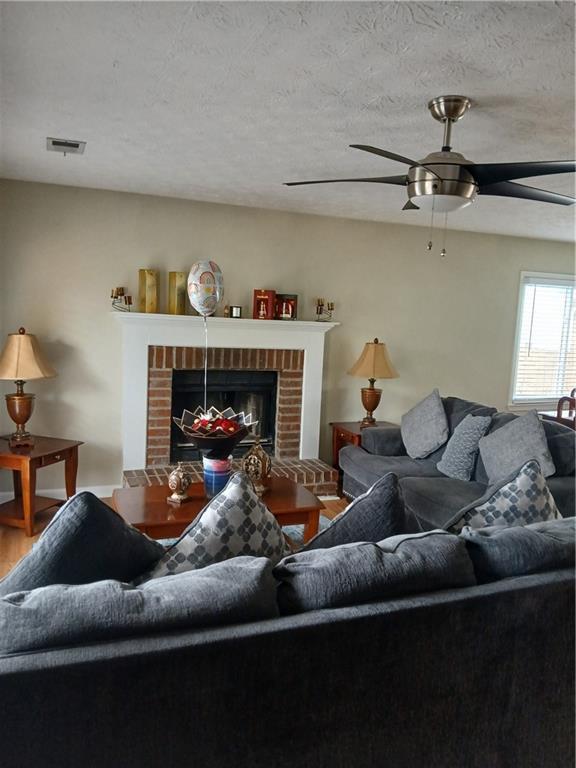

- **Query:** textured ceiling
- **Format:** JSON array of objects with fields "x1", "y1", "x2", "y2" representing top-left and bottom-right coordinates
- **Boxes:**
[{"x1": 0, "y1": 1, "x2": 574, "y2": 241}]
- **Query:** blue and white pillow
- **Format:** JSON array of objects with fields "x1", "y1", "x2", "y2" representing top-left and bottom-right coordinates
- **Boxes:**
[
  {"x1": 437, "y1": 414, "x2": 492, "y2": 481},
  {"x1": 448, "y1": 460, "x2": 561, "y2": 533},
  {"x1": 140, "y1": 472, "x2": 289, "y2": 580}
]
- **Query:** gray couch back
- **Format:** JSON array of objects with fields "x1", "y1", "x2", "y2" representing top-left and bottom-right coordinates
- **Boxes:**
[{"x1": 0, "y1": 569, "x2": 573, "y2": 768}]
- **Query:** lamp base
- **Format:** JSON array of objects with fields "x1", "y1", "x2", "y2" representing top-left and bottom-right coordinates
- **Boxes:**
[
  {"x1": 360, "y1": 386, "x2": 382, "y2": 428},
  {"x1": 5, "y1": 391, "x2": 35, "y2": 448}
]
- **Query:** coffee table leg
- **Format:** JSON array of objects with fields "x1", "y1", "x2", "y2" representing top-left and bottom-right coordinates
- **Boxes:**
[{"x1": 302, "y1": 510, "x2": 320, "y2": 543}]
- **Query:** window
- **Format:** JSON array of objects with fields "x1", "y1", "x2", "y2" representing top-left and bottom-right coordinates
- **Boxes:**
[{"x1": 511, "y1": 272, "x2": 576, "y2": 405}]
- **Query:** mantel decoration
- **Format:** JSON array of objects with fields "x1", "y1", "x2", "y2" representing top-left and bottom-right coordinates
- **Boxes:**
[
  {"x1": 241, "y1": 439, "x2": 272, "y2": 495},
  {"x1": 167, "y1": 461, "x2": 193, "y2": 504},
  {"x1": 348, "y1": 338, "x2": 399, "y2": 427},
  {"x1": 110, "y1": 287, "x2": 132, "y2": 311},
  {"x1": 173, "y1": 407, "x2": 258, "y2": 497},
  {"x1": 316, "y1": 298, "x2": 335, "y2": 321},
  {"x1": 0, "y1": 328, "x2": 57, "y2": 447}
]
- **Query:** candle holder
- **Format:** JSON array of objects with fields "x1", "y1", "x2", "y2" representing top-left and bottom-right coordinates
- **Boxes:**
[
  {"x1": 110, "y1": 287, "x2": 132, "y2": 312},
  {"x1": 315, "y1": 298, "x2": 335, "y2": 322}
]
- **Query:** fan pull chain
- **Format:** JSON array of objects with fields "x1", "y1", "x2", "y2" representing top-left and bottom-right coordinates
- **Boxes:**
[
  {"x1": 440, "y1": 212, "x2": 448, "y2": 258},
  {"x1": 426, "y1": 196, "x2": 436, "y2": 251}
]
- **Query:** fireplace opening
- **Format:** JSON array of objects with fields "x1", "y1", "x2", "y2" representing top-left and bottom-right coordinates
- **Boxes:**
[{"x1": 170, "y1": 369, "x2": 278, "y2": 462}]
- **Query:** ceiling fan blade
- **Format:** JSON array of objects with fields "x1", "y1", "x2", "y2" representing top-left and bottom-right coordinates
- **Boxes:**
[
  {"x1": 402, "y1": 200, "x2": 420, "y2": 210},
  {"x1": 350, "y1": 145, "x2": 419, "y2": 167},
  {"x1": 479, "y1": 181, "x2": 575, "y2": 206},
  {"x1": 470, "y1": 161, "x2": 576, "y2": 186},
  {"x1": 284, "y1": 175, "x2": 407, "y2": 187}
]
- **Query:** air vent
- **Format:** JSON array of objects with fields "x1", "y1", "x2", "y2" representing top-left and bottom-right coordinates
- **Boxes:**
[{"x1": 46, "y1": 137, "x2": 86, "y2": 155}]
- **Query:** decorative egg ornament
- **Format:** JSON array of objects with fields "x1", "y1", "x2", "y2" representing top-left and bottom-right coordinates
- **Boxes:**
[{"x1": 187, "y1": 260, "x2": 224, "y2": 317}]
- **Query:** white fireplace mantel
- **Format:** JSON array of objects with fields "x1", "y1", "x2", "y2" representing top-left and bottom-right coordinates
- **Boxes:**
[{"x1": 114, "y1": 313, "x2": 338, "y2": 469}]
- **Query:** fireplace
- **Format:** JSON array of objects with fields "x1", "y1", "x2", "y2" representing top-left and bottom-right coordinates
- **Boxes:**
[
  {"x1": 146, "y1": 345, "x2": 304, "y2": 466},
  {"x1": 170, "y1": 369, "x2": 278, "y2": 461},
  {"x1": 114, "y1": 313, "x2": 337, "y2": 471}
]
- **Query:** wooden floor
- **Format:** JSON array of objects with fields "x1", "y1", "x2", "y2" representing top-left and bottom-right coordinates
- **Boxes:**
[{"x1": 0, "y1": 496, "x2": 347, "y2": 579}]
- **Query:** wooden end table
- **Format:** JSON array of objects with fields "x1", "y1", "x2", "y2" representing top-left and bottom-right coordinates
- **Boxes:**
[
  {"x1": 112, "y1": 476, "x2": 324, "y2": 542},
  {"x1": 0, "y1": 436, "x2": 83, "y2": 537}
]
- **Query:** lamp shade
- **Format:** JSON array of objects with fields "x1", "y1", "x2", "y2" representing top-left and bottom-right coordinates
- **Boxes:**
[
  {"x1": 348, "y1": 338, "x2": 398, "y2": 380},
  {"x1": 0, "y1": 328, "x2": 57, "y2": 381}
]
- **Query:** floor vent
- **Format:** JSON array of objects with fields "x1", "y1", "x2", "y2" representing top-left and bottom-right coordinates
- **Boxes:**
[{"x1": 46, "y1": 137, "x2": 86, "y2": 155}]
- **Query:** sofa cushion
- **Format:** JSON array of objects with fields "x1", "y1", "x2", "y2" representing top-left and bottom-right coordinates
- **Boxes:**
[
  {"x1": 302, "y1": 473, "x2": 408, "y2": 551},
  {"x1": 0, "y1": 492, "x2": 165, "y2": 598},
  {"x1": 274, "y1": 530, "x2": 476, "y2": 614},
  {"x1": 0, "y1": 557, "x2": 278, "y2": 655},
  {"x1": 541, "y1": 419, "x2": 575, "y2": 477},
  {"x1": 139, "y1": 472, "x2": 289, "y2": 581},
  {"x1": 478, "y1": 410, "x2": 555, "y2": 485},
  {"x1": 339, "y1": 445, "x2": 443, "y2": 493},
  {"x1": 547, "y1": 476, "x2": 576, "y2": 518},
  {"x1": 473, "y1": 412, "x2": 517, "y2": 484},
  {"x1": 447, "y1": 460, "x2": 561, "y2": 533},
  {"x1": 426, "y1": 397, "x2": 498, "y2": 464},
  {"x1": 460, "y1": 517, "x2": 575, "y2": 583},
  {"x1": 401, "y1": 389, "x2": 449, "y2": 459},
  {"x1": 400, "y1": 476, "x2": 487, "y2": 530},
  {"x1": 437, "y1": 414, "x2": 492, "y2": 481}
]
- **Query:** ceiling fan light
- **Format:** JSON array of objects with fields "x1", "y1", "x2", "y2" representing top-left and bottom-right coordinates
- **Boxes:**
[{"x1": 412, "y1": 194, "x2": 475, "y2": 213}]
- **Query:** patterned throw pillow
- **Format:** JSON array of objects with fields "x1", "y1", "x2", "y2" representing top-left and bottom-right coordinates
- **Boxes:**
[
  {"x1": 437, "y1": 414, "x2": 492, "y2": 481},
  {"x1": 447, "y1": 460, "x2": 561, "y2": 533},
  {"x1": 140, "y1": 472, "x2": 289, "y2": 580}
]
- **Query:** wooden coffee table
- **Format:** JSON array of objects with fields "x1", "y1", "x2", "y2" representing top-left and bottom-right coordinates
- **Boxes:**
[{"x1": 112, "y1": 477, "x2": 324, "y2": 542}]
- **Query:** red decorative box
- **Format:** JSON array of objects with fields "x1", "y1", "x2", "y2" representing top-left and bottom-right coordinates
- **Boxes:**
[
  {"x1": 275, "y1": 294, "x2": 298, "y2": 321},
  {"x1": 253, "y1": 289, "x2": 276, "y2": 320}
]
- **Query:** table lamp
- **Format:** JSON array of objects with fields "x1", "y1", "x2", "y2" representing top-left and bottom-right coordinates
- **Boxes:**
[
  {"x1": 0, "y1": 328, "x2": 57, "y2": 446},
  {"x1": 348, "y1": 338, "x2": 398, "y2": 427}
]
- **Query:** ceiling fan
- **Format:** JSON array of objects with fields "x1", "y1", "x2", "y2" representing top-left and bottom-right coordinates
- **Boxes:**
[{"x1": 285, "y1": 95, "x2": 576, "y2": 212}]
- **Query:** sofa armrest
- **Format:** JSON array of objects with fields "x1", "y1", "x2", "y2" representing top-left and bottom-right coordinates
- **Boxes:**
[{"x1": 361, "y1": 426, "x2": 407, "y2": 456}]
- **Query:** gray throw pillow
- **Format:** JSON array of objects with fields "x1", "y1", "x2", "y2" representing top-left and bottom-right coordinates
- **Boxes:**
[
  {"x1": 437, "y1": 414, "x2": 492, "y2": 481},
  {"x1": 401, "y1": 389, "x2": 449, "y2": 459},
  {"x1": 447, "y1": 460, "x2": 561, "y2": 533},
  {"x1": 274, "y1": 530, "x2": 476, "y2": 614},
  {"x1": 460, "y1": 517, "x2": 575, "y2": 583},
  {"x1": 478, "y1": 410, "x2": 556, "y2": 485},
  {"x1": 0, "y1": 492, "x2": 165, "y2": 598},
  {"x1": 302, "y1": 473, "x2": 413, "y2": 551},
  {"x1": 140, "y1": 472, "x2": 289, "y2": 581},
  {"x1": 0, "y1": 557, "x2": 278, "y2": 655}
]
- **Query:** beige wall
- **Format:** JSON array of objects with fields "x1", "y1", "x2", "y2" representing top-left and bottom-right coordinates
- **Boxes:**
[{"x1": 0, "y1": 179, "x2": 573, "y2": 492}]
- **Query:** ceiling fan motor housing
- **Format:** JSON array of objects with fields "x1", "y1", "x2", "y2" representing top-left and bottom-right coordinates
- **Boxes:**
[{"x1": 408, "y1": 151, "x2": 478, "y2": 211}]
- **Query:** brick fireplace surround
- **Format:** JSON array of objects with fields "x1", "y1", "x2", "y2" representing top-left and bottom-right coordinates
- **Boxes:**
[
  {"x1": 115, "y1": 314, "x2": 339, "y2": 496},
  {"x1": 146, "y1": 345, "x2": 304, "y2": 465}
]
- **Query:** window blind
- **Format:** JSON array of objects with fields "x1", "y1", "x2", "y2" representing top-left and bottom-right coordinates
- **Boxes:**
[{"x1": 512, "y1": 273, "x2": 576, "y2": 402}]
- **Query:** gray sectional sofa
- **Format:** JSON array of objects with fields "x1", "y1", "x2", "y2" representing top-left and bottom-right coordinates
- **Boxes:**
[
  {"x1": 0, "y1": 566, "x2": 573, "y2": 768},
  {"x1": 339, "y1": 396, "x2": 575, "y2": 528}
]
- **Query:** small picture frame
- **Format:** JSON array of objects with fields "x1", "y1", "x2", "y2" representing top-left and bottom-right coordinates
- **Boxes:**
[
  {"x1": 275, "y1": 294, "x2": 298, "y2": 321},
  {"x1": 253, "y1": 289, "x2": 276, "y2": 320}
]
